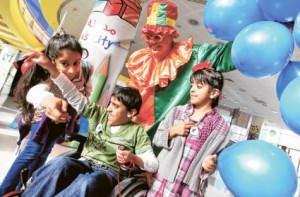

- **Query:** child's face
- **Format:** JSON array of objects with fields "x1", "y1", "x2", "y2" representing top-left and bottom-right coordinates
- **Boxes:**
[
  {"x1": 107, "y1": 96, "x2": 132, "y2": 126},
  {"x1": 190, "y1": 79, "x2": 219, "y2": 107},
  {"x1": 53, "y1": 49, "x2": 82, "y2": 80}
]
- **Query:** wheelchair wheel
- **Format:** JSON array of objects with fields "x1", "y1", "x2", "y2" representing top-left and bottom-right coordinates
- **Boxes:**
[
  {"x1": 110, "y1": 177, "x2": 148, "y2": 197},
  {"x1": 130, "y1": 187, "x2": 148, "y2": 197},
  {"x1": 121, "y1": 179, "x2": 148, "y2": 197}
]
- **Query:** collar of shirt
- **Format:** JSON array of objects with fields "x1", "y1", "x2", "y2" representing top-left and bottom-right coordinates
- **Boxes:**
[{"x1": 110, "y1": 125, "x2": 121, "y2": 134}]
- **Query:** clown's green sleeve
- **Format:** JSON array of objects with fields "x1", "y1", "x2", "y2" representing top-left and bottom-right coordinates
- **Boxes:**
[{"x1": 147, "y1": 42, "x2": 235, "y2": 141}]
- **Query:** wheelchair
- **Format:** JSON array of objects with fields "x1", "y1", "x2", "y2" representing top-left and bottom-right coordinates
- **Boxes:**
[{"x1": 3, "y1": 134, "x2": 149, "y2": 197}]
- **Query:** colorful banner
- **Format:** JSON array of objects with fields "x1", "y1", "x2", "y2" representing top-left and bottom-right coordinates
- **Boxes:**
[
  {"x1": 20, "y1": 0, "x2": 53, "y2": 45},
  {"x1": 79, "y1": 0, "x2": 142, "y2": 106},
  {"x1": 0, "y1": 45, "x2": 19, "y2": 92}
]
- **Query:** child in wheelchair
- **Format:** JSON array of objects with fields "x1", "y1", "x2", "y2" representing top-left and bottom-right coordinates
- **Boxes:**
[{"x1": 20, "y1": 50, "x2": 158, "y2": 197}]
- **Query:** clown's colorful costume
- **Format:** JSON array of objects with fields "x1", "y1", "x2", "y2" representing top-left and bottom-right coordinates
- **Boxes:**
[
  {"x1": 127, "y1": 37, "x2": 234, "y2": 138},
  {"x1": 126, "y1": 0, "x2": 235, "y2": 137}
]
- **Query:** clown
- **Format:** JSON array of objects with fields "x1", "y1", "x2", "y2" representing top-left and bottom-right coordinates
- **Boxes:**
[{"x1": 126, "y1": 0, "x2": 235, "y2": 137}]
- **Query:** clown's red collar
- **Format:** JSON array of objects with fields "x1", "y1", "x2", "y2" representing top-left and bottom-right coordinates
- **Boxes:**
[{"x1": 126, "y1": 37, "x2": 193, "y2": 88}]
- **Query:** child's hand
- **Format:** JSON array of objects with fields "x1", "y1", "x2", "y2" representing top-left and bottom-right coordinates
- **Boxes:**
[
  {"x1": 169, "y1": 121, "x2": 195, "y2": 138},
  {"x1": 24, "y1": 48, "x2": 60, "y2": 78},
  {"x1": 116, "y1": 149, "x2": 133, "y2": 164},
  {"x1": 42, "y1": 96, "x2": 70, "y2": 123},
  {"x1": 202, "y1": 154, "x2": 217, "y2": 173},
  {"x1": 23, "y1": 49, "x2": 51, "y2": 69}
]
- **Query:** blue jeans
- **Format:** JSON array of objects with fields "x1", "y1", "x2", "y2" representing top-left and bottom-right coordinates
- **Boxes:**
[
  {"x1": 22, "y1": 157, "x2": 117, "y2": 197},
  {"x1": 0, "y1": 123, "x2": 58, "y2": 195}
]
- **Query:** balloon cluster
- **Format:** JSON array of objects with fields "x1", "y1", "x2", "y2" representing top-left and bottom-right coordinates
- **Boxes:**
[
  {"x1": 203, "y1": 0, "x2": 300, "y2": 79},
  {"x1": 279, "y1": 14, "x2": 300, "y2": 135},
  {"x1": 203, "y1": 0, "x2": 300, "y2": 195},
  {"x1": 217, "y1": 140, "x2": 298, "y2": 197},
  {"x1": 204, "y1": 0, "x2": 300, "y2": 135}
]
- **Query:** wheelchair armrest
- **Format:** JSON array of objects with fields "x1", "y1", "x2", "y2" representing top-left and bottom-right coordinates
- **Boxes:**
[
  {"x1": 65, "y1": 133, "x2": 87, "y2": 144},
  {"x1": 65, "y1": 133, "x2": 87, "y2": 154},
  {"x1": 58, "y1": 134, "x2": 87, "y2": 159},
  {"x1": 2, "y1": 169, "x2": 28, "y2": 197},
  {"x1": 130, "y1": 168, "x2": 153, "y2": 188},
  {"x1": 20, "y1": 168, "x2": 29, "y2": 188},
  {"x1": 129, "y1": 166, "x2": 145, "y2": 177}
]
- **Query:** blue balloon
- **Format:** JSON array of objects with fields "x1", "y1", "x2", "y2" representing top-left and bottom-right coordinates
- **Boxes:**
[
  {"x1": 203, "y1": 0, "x2": 264, "y2": 41},
  {"x1": 280, "y1": 77, "x2": 300, "y2": 135},
  {"x1": 218, "y1": 140, "x2": 298, "y2": 197},
  {"x1": 231, "y1": 21, "x2": 294, "y2": 78},
  {"x1": 276, "y1": 61, "x2": 300, "y2": 99},
  {"x1": 263, "y1": 13, "x2": 274, "y2": 21},
  {"x1": 293, "y1": 12, "x2": 300, "y2": 48},
  {"x1": 257, "y1": 0, "x2": 300, "y2": 22}
]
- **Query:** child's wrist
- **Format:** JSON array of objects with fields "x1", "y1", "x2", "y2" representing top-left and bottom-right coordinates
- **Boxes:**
[
  {"x1": 169, "y1": 129, "x2": 175, "y2": 138},
  {"x1": 48, "y1": 67, "x2": 60, "y2": 78}
]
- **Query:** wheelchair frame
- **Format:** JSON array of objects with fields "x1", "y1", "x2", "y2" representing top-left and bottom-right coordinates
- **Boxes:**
[{"x1": 4, "y1": 134, "x2": 149, "y2": 197}]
